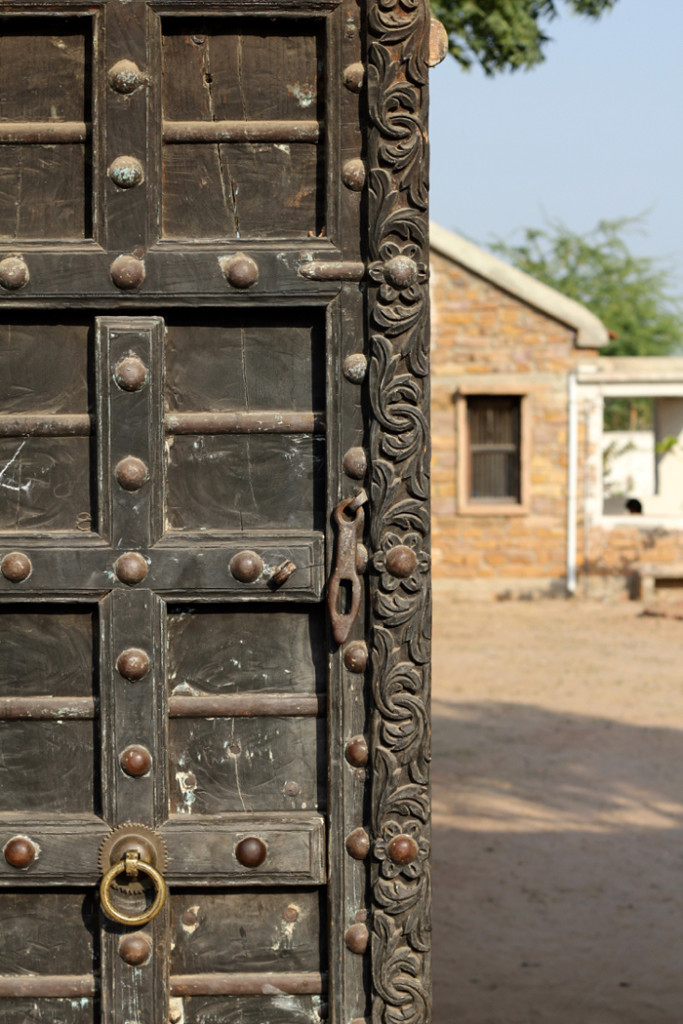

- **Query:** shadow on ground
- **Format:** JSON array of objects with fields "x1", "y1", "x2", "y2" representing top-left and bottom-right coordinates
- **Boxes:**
[{"x1": 432, "y1": 699, "x2": 683, "y2": 1024}]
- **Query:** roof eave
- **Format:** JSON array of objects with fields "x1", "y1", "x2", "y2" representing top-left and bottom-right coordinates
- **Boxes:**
[{"x1": 429, "y1": 221, "x2": 610, "y2": 350}]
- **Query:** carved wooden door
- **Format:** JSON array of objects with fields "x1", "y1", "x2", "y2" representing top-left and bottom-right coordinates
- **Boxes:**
[{"x1": 0, "y1": 3, "x2": 432, "y2": 1024}]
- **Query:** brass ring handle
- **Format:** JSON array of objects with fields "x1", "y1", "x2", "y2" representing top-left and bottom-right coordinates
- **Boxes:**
[{"x1": 99, "y1": 857, "x2": 167, "y2": 926}]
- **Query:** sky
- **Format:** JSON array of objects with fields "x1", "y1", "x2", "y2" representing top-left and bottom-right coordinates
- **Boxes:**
[{"x1": 429, "y1": 0, "x2": 683, "y2": 294}]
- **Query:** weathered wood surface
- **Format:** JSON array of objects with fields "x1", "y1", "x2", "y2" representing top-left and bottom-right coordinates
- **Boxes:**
[
  {"x1": 167, "y1": 604, "x2": 325, "y2": 695},
  {"x1": 169, "y1": 716, "x2": 325, "y2": 815},
  {"x1": 171, "y1": 994, "x2": 322, "y2": 1024},
  {"x1": 166, "y1": 434, "x2": 326, "y2": 532},
  {"x1": 0, "y1": 1, "x2": 432, "y2": 1022},
  {"x1": 0, "y1": 16, "x2": 90, "y2": 240},
  {"x1": 161, "y1": 20, "x2": 323, "y2": 239},
  {"x1": 169, "y1": 890, "x2": 323, "y2": 973}
]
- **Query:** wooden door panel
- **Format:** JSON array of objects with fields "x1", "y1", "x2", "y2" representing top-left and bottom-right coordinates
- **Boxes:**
[
  {"x1": 162, "y1": 143, "x2": 323, "y2": 240},
  {"x1": 163, "y1": 311, "x2": 326, "y2": 414},
  {"x1": 0, "y1": 436, "x2": 94, "y2": 531},
  {"x1": 0, "y1": 315, "x2": 95, "y2": 532},
  {"x1": 169, "y1": 716, "x2": 325, "y2": 814},
  {"x1": 166, "y1": 433, "x2": 326, "y2": 532},
  {"x1": 1, "y1": 1003, "x2": 95, "y2": 1024},
  {"x1": 160, "y1": 17, "x2": 324, "y2": 240},
  {"x1": 166, "y1": 604, "x2": 326, "y2": 694},
  {"x1": 0, "y1": 317, "x2": 91, "y2": 416},
  {"x1": 0, "y1": 891, "x2": 98, "y2": 973},
  {"x1": 0, "y1": 603, "x2": 99, "y2": 814},
  {"x1": 0, "y1": 721, "x2": 98, "y2": 814},
  {"x1": 177, "y1": 995, "x2": 321, "y2": 1024},
  {"x1": 169, "y1": 889, "x2": 324, "y2": 972},
  {"x1": 0, "y1": 604, "x2": 96, "y2": 696},
  {"x1": 0, "y1": 14, "x2": 92, "y2": 241},
  {"x1": 0, "y1": 891, "x2": 98, "y2": 1022},
  {"x1": 161, "y1": 19, "x2": 322, "y2": 121}
]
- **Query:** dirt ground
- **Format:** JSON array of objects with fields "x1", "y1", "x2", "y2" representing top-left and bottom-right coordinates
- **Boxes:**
[{"x1": 432, "y1": 599, "x2": 683, "y2": 1024}]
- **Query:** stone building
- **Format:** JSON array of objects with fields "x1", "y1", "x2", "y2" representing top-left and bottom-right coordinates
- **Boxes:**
[
  {"x1": 430, "y1": 222, "x2": 683, "y2": 600},
  {"x1": 579, "y1": 358, "x2": 683, "y2": 598}
]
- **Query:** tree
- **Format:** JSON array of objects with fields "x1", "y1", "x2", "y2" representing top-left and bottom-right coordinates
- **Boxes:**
[
  {"x1": 430, "y1": 0, "x2": 619, "y2": 74},
  {"x1": 490, "y1": 216, "x2": 683, "y2": 357},
  {"x1": 491, "y1": 216, "x2": 683, "y2": 430}
]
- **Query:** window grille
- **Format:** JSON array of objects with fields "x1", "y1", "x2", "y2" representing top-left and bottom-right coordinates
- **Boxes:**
[{"x1": 467, "y1": 395, "x2": 521, "y2": 502}]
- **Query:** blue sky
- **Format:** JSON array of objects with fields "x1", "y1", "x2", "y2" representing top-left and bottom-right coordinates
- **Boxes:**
[{"x1": 429, "y1": 0, "x2": 683, "y2": 294}]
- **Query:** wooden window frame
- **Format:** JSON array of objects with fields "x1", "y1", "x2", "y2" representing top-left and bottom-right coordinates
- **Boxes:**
[{"x1": 456, "y1": 384, "x2": 531, "y2": 515}]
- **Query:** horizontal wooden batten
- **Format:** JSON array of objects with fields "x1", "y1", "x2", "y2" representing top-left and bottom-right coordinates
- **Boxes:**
[
  {"x1": 165, "y1": 411, "x2": 325, "y2": 435},
  {"x1": 0, "y1": 697, "x2": 95, "y2": 720},
  {"x1": 163, "y1": 119, "x2": 320, "y2": 144},
  {"x1": 169, "y1": 971, "x2": 326, "y2": 997},
  {"x1": 298, "y1": 261, "x2": 365, "y2": 281},
  {"x1": 0, "y1": 414, "x2": 92, "y2": 437},
  {"x1": 0, "y1": 122, "x2": 89, "y2": 144},
  {"x1": 0, "y1": 413, "x2": 325, "y2": 438},
  {"x1": 0, "y1": 975, "x2": 95, "y2": 998},
  {"x1": 168, "y1": 693, "x2": 326, "y2": 718}
]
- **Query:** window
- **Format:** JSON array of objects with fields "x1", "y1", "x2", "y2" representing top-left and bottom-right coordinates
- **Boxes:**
[
  {"x1": 456, "y1": 389, "x2": 529, "y2": 515},
  {"x1": 468, "y1": 396, "x2": 521, "y2": 502}
]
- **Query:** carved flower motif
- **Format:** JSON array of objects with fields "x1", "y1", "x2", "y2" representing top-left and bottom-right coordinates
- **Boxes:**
[
  {"x1": 374, "y1": 819, "x2": 429, "y2": 879},
  {"x1": 377, "y1": 0, "x2": 422, "y2": 14},
  {"x1": 369, "y1": 242, "x2": 427, "y2": 304},
  {"x1": 373, "y1": 531, "x2": 429, "y2": 593}
]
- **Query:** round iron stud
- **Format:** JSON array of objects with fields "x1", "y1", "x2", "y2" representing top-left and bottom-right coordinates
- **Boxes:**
[
  {"x1": 111, "y1": 255, "x2": 145, "y2": 290},
  {"x1": 345, "y1": 735, "x2": 369, "y2": 768},
  {"x1": 388, "y1": 834, "x2": 419, "y2": 866},
  {"x1": 345, "y1": 828, "x2": 370, "y2": 861},
  {"x1": 115, "y1": 456, "x2": 149, "y2": 492},
  {"x1": 114, "y1": 356, "x2": 148, "y2": 392},
  {"x1": 343, "y1": 447, "x2": 367, "y2": 480},
  {"x1": 343, "y1": 353, "x2": 367, "y2": 384},
  {"x1": 4, "y1": 836, "x2": 37, "y2": 869},
  {"x1": 0, "y1": 256, "x2": 29, "y2": 291},
  {"x1": 220, "y1": 254, "x2": 259, "y2": 289},
  {"x1": 1, "y1": 552, "x2": 32, "y2": 583},
  {"x1": 343, "y1": 641, "x2": 368, "y2": 674},
  {"x1": 384, "y1": 255, "x2": 418, "y2": 290},
  {"x1": 109, "y1": 155, "x2": 145, "y2": 189},
  {"x1": 116, "y1": 648, "x2": 150, "y2": 681},
  {"x1": 230, "y1": 550, "x2": 263, "y2": 584},
  {"x1": 385, "y1": 545, "x2": 417, "y2": 579},
  {"x1": 114, "y1": 551, "x2": 148, "y2": 586},
  {"x1": 119, "y1": 932, "x2": 152, "y2": 966},
  {"x1": 342, "y1": 159, "x2": 366, "y2": 192},
  {"x1": 344, "y1": 923, "x2": 369, "y2": 955},
  {"x1": 235, "y1": 836, "x2": 268, "y2": 868},
  {"x1": 342, "y1": 62, "x2": 365, "y2": 92},
  {"x1": 109, "y1": 59, "x2": 145, "y2": 95},
  {"x1": 120, "y1": 745, "x2": 152, "y2": 778}
]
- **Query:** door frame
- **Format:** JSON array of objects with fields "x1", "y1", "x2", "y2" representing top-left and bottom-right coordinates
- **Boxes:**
[{"x1": 366, "y1": 3, "x2": 432, "y2": 1022}]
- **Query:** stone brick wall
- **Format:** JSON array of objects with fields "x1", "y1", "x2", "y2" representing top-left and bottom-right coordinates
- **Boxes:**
[
  {"x1": 431, "y1": 251, "x2": 598, "y2": 598},
  {"x1": 586, "y1": 525, "x2": 683, "y2": 598}
]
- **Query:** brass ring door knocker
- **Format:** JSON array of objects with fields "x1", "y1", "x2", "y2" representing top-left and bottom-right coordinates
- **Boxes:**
[{"x1": 100, "y1": 849, "x2": 167, "y2": 926}]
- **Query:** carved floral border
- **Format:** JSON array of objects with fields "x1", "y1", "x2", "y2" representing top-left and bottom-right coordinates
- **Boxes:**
[{"x1": 366, "y1": 1, "x2": 432, "y2": 1022}]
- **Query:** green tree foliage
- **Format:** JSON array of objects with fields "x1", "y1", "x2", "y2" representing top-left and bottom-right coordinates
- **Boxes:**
[
  {"x1": 491, "y1": 216, "x2": 683, "y2": 357},
  {"x1": 430, "y1": 0, "x2": 619, "y2": 74}
]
